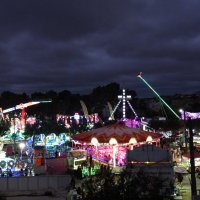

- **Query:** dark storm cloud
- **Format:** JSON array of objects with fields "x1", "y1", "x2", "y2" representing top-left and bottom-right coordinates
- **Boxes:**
[{"x1": 0, "y1": 0, "x2": 199, "y2": 97}]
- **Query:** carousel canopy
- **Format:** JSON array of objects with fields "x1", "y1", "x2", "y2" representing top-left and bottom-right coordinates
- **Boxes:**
[{"x1": 72, "y1": 122, "x2": 161, "y2": 144}]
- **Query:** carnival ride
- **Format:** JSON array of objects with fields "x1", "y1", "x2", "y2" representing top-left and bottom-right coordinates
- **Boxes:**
[
  {"x1": 80, "y1": 100, "x2": 89, "y2": 119},
  {"x1": 0, "y1": 100, "x2": 52, "y2": 169},
  {"x1": 135, "y1": 72, "x2": 200, "y2": 121},
  {"x1": 108, "y1": 89, "x2": 138, "y2": 120},
  {"x1": 80, "y1": 100, "x2": 103, "y2": 125},
  {"x1": 107, "y1": 89, "x2": 149, "y2": 130},
  {"x1": 1, "y1": 101, "x2": 51, "y2": 115},
  {"x1": 0, "y1": 100, "x2": 51, "y2": 130},
  {"x1": 137, "y1": 72, "x2": 180, "y2": 119},
  {"x1": 107, "y1": 102, "x2": 115, "y2": 120},
  {"x1": 0, "y1": 151, "x2": 15, "y2": 173},
  {"x1": 56, "y1": 100, "x2": 101, "y2": 130},
  {"x1": 72, "y1": 122, "x2": 161, "y2": 168}
]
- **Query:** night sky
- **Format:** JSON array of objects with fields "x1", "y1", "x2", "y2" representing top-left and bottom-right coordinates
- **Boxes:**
[{"x1": 0, "y1": 0, "x2": 200, "y2": 97}]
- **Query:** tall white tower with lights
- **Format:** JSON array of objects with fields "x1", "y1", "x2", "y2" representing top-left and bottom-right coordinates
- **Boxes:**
[{"x1": 109, "y1": 89, "x2": 138, "y2": 120}]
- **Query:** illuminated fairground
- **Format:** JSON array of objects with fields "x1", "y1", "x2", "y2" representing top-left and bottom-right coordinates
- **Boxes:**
[
  {"x1": 0, "y1": 84, "x2": 200, "y2": 180},
  {"x1": 0, "y1": 102, "x2": 161, "y2": 177},
  {"x1": 0, "y1": 98, "x2": 101, "y2": 176},
  {"x1": 0, "y1": 131, "x2": 71, "y2": 176}
]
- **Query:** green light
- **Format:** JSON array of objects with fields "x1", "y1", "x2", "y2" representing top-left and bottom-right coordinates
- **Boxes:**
[
  {"x1": 138, "y1": 75, "x2": 180, "y2": 119},
  {"x1": 82, "y1": 166, "x2": 89, "y2": 177},
  {"x1": 81, "y1": 165, "x2": 100, "y2": 177}
]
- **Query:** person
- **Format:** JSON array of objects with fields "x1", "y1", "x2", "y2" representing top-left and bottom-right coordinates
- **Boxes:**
[
  {"x1": 66, "y1": 188, "x2": 74, "y2": 200},
  {"x1": 72, "y1": 187, "x2": 77, "y2": 200},
  {"x1": 177, "y1": 173, "x2": 183, "y2": 187},
  {"x1": 24, "y1": 167, "x2": 28, "y2": 176},
  {"x1": 197, "y1": 169, "x2": 200, "y2": 179},
  {"x1": 8, "y1": 169, "x2": 12, "y2": 177},
  {"x1": 77, "y1": 166, "x2": 82, "y2": 180},
  {"x1": 88, "y1": 154, "x2": 93, "y2": 176},
  {"x1": 55, "y1": 150, "x2": 58, "y2": 158},
  {"x1": 0, "y1": 167, "x2": 2, "y2": 176},
  {"x1": 89, "y1": 154, "x2": 92, "y2": 168},
  {"x1": 20, "y1": 168, "x2": 24, "y2": 176},
  {"x1": 77, "y1": 186, "x2": 82, "y2": 196},
  {"x1": 70, "y1": 175, "x2": 76, "y2": 189}
]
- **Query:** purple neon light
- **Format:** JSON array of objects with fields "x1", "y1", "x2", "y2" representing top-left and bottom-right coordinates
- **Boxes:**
[{"x1": 181, "y1": 111, "x2": 200, "y2": 120}]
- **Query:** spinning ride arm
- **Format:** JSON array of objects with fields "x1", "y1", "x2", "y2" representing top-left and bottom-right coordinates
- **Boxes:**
[
  {"x1": 80, "y1": 100, "x2": 89, "y2": 119},
  {"x1": 0, "y1": 100, "x2": 52, "y2": 129},
  {"x1": 137, "y1": 72, "x2": 180, "y2": 119},
  {"x1": 107, "y1": 102, "x2": 115, "y2": 120},
  {"x1": 2, "y1": 100, "x2": 52, "y2": 114}
]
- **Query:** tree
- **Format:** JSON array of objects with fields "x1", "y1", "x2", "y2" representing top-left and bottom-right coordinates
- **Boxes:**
[
  {"x1": 150, "y1": 119, "x2": 183, "y2": 132},
  {"x1": 81, "y1": 168, "x2": 168, "y2": 200},
  {"x1": 0, "y1": 91, "x2": 30, "y2": 109},
  {"x1": 0, "y1": 118, "x2": 10, "y2": 136}
]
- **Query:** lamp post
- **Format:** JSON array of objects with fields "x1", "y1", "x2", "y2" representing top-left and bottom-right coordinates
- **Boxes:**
[
  {"x1": 188, "y1": 117, "x2": 197, "y2": 197},
  {"x1": 179, "y1": 109, "x2": 187, "y2": 149},
  {"x1": 19, "y1": 143, "x2": 25, "y2": 160},
  {"x1": 91, "y1": 137, "x2": 99, "y2": 160},
  {"x1": 12, "y1": 113, "x2": 17, "y2": 160},
  {"x1": 109, "y1": 138, "x2": 118, "y2": 168}
]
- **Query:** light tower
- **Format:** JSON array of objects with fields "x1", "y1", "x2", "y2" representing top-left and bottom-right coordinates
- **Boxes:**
[
  {"x1": 109, "y1": 89, "x2": 138, "y2": 120},
  {"x1": 118, "y1": 89, "x2": 131, "y2": 119}
]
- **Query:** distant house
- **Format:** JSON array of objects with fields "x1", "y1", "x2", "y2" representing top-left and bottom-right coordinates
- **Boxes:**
[{"x1": 126, "y1": 144, "x2": 174, "y2": 196}]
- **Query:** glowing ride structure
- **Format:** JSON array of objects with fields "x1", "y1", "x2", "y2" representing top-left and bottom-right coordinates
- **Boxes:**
[
  {"x1": 1, "y1": 101, "x2": 51, "y2": 114},
  {"x1": 109, "y1": 89, "x2": 138, "y2": 120},
  {"x1": 72, "y1": 122, "x2": 161, "y2": 168},
  {"x1": 0, "y1": 100, "x2": 52, "y2": 163},
  {"x1": 108, "y1": 89, "x2": 148, "y2": 130},
  {"x1": 179, "y1": 110, "x2": 200, "y2": 120},
  {"x1": 0, "y1": 101, "x2": 52, "y2": 146},
  {"x1": 137, "y1": 72, "x2": 180, "y2": 120},
  {"x1": 56, "y1": 100, "x2": 100, "y2": 130},
  {"x1": 1, "y1": 100, "x2": 52, "y2": 132}
]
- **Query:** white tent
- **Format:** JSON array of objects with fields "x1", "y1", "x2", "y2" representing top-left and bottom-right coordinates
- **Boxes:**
[{"x1": 126, "y1": 144, "x2": 172, "y2": 163}]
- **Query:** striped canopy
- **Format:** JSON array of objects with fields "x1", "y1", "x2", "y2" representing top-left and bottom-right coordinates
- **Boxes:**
[{"x1": 72, "y1": 122, "x2": 161, "y2": 144}]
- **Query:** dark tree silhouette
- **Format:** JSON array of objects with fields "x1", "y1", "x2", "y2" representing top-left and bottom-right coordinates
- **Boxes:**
[
  {"x1": 150, "y1": 119, "x2": 183, "y2": 132},
  {"x1": 0, "y1": 118, "x2": 10, "y2": 136},
  {"x1": 81, "y1": 168, "x2": 168, "y2": 200}
]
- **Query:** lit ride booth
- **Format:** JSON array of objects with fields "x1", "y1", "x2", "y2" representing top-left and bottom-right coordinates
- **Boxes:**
[{"x1": 66, "y1": 149, "x2": 87, "y2": 170}]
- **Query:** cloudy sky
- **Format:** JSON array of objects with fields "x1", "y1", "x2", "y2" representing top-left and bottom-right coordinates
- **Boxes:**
[{"x1": 0, "y1": 0, "x2": 200, "y2": 97}]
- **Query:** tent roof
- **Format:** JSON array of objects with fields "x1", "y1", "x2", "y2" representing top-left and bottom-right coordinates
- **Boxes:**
[{"x1": 72, "y1": 122, "x2": 161, "y2": 144}]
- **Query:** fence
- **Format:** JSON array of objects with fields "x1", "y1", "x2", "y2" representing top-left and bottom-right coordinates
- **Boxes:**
[{"x1": 0, "y1": 175, "x2": 71, "y2": 192}]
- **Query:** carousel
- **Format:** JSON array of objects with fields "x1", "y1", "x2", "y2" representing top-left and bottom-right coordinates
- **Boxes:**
[{"x1": 72, "y1": 122, "x2": 161, "y2": 167}]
